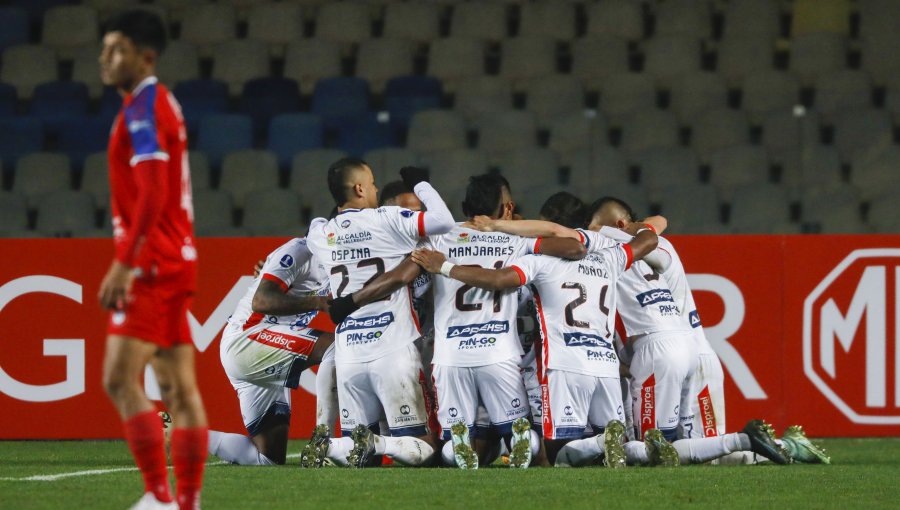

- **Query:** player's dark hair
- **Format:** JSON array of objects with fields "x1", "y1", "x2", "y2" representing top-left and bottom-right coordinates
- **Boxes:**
[
  {"x1": 462, "y1": 174, "x2": 506, "y2": 218},
  {"x1": 379, "y1": 180, "x2": 413, "y2": 207},
  {"x1": 327, "y1": 157, "x2": 369, "y2": 206},
  {"x1": 540, "y1": 192, "x2": 586, "y2": 228},
  {"x1": 587, "y1": 196, "x2": 635, "y2": 223},
  {"x1": 104, "y1": 9, "x2": 167, "y2": 54}
]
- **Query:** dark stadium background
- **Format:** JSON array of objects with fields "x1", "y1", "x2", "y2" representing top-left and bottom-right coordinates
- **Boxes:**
[{"x1": 0, "y1": 0, "x2": 898, "y2": 238}]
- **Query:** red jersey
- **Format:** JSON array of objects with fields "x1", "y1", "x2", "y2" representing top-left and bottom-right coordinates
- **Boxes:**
[{"x1": 108, "y1": 76, "x2": 196, "y2": 287}]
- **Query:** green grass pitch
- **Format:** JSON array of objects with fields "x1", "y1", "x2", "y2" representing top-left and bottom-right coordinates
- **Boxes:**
[{"x1": 1, "y1": 438, "x2": 897, "y2": 509}]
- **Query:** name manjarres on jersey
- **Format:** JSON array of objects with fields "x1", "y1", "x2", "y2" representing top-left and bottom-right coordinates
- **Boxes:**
[{"x1": 447, "y1": 245, "x2": 516, "y2": 258}]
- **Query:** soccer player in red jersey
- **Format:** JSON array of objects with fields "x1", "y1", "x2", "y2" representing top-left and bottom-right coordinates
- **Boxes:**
[{"x1": 97, "y1": 10, "x2": 207, "y2": 510}]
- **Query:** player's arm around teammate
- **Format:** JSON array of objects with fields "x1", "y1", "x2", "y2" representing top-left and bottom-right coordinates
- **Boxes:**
[{"x1": 411, "y1": 226, "x2": 659, "y2": 291}]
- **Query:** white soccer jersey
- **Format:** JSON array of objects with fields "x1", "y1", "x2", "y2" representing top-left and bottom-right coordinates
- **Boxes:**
[
  {"x1": 656, "y1": 236, "x2": 716, "y2": 355},
  {"x1": 512, "y1": 245, "x2": 630, "y2": 378},
  {"x1": 583, "y1": 229, "x2": 691, "y2": 338},
  {"x1": 226, "y1": 237, "x2": 329, "y2": 332},
  {"x1": 307, "y1": 207, "x2": 425, "y2": 363},
  {"x1": 427, "y1": 225, "x2": 538, "y2": 367}
]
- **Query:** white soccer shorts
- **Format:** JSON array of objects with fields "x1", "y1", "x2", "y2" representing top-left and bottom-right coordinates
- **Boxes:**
[
  {"x1": 628, "y1": 331, "x2": 699, "y2": 442},
  {"x1": 432, "y1": 357, "x2": 531, "y2": 440},
  {"x1": 541, "y1": 369, "x2": 624, "y2": 440},
  {"x1": 681, "y1": 351, "x2": 726, "y2": 438},
  {"x1": 220, "y1": 322, "x2": 321, "y2": 435},
  {"x1": 336, "y1": 343, "x2": 433, "y2": 437}
]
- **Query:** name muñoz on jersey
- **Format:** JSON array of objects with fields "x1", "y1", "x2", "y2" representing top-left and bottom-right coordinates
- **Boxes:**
[
  {"x1": 427, "y1": 225, "x2": 538, "y2": 367},
  {"x1": 307, "y1": 206, "x2": 426, "y2": 363},
  {"x1": 227, "y1": 237, "x2": 330, "y2": 332},
  {"x1": 108, "y1": 76, "x2": 195, "y2": 279},
  {"x1": 512, "y1": 244, "x2": 631, "y2": 378}
]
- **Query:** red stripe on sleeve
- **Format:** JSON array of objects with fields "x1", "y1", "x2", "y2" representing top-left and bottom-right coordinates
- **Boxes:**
[
  {"x1": 577, "y1": 230, "x2": 585, "y2": 244},
  {"x1": 533, "y1": 237, "x2": 542, "y2": 254},
  {"x1": 262, "y1": 273, "x2": 289, "y2": 292},
  {"x1": 417, "y1": 211, "x2": 426, "y2": 237},
  {"x1": 622, "y1": 244, "x2": 634, "y2": 270},
  {"x1": 646, "y1": 223, "x2": 657, "y2": 234},
  {"x1": 510, "y1": 265, "x2": 527, "y2": 286}
]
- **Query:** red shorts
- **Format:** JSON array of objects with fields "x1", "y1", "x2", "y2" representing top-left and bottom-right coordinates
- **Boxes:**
[{"x1": 107, "y1": 269, "x2": 194, "y2": 348}]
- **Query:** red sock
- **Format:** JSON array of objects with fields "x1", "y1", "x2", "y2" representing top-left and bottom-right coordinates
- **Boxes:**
[
  {"x1": 123, "y1": 410, "x2": 172, "y2": 503},
  {"x1": 171, "y1": 427, "x2": 208, "y2": 510}
]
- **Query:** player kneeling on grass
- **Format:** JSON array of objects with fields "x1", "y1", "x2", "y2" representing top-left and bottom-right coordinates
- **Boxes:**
[
  {"x1": 412, "y1": 222, "x2": 663, "y2": 467},
  {"x1": 306, "y1": 162, "x2": 456, "y2": 468},
  {"x1": 209, "y1": 234, "x2": 338, "y2": 466}
]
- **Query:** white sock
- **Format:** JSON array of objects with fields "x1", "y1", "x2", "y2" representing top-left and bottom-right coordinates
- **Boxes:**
[
  {"x1": 373, "y1": 435, "x2": 434, "y2": 466},
  {"x1": 672, "y1": 433, "x2": 749, "y2": 464},
  {"x1": 713, "y1": 452, "x2": 764, "y2": 465},
  {"x1": 441, "y1": 441, "x2": 455, "y2": 466},
  {"x1": 555, "y1": 435, "x2": 605, "y2": 467},
  {"x1": 528, "y1": 430, "x2": 541, "y2": 458},
  {"x1": 208, "y1": 430, "x2": 275, "y2": 466},
  {"x1": 315, "y1": 359, "x2": 338, "y2": 434},
  {"x1": 326, "y1": 437, "x2": 353, "y2": 467},
  {"x1": 624, "y1": 440, "x2": 649, "y2": 465}
]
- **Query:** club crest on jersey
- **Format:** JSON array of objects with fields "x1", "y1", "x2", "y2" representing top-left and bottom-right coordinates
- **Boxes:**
[
  {"x1": 447, "y1": 320, "x2": 509, "y2": 338},
  {"x1": 563, "y1": 332, "x2": 612, "y2": 350},
  {"x1": 636, "y1": 289, "x2": 674, "y2": 307},
  {"x1": 340, "y1": 219, "x2": 351, "y2": 229},
  {"x1": 326, "y1": 232, "x2": 336, "y2": 246},
  {"x1": 456, "y1": 232, "x2": 470, "y2": 243},
  {"x1": 289, "y1": 312, "x2": 314, "y2": 331},
  {"x1": 400, "y1": 209, "x2": 415, "y2": 218},
  {"x1": 279, "y1": 254, "x2": 294, "y2": 268},
  {"x1": 689, "y1": 309, "x2": 702, "y2": 328},
  {"x1": 337, "y1": 312, "x2": 394, "y2": 333}
]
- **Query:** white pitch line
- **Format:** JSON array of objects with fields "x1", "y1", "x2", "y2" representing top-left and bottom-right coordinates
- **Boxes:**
[{"x1": 0, "y1": 453, "x2": 301, "y2": 482}]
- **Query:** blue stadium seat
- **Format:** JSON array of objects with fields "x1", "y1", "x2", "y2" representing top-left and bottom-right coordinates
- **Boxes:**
[
  {"x1": 30, "y1": 81, "x2": 89, "y2": 133},
  {"x1": 384, "y1": 76, "x2": 443, "y2": 132},
  {"x1": 311, "y1": 77, "x2": 370, "y2": 130},
  {"x1": 57, "y1": 116, "x2": 111, "y2": 169},
  {"x1": 0, "y1": 117, "x2": 43, "y2": 169},
  {"x1": 98, "y1": 86, "x2": 121, "y2": 123},
  {"x1": 336, "y1": 114, "x2": 394, "y2": 157},
  {"x1": 9, "y1": 0, "x2": 73, "y2": 23},
  {"x1": 173, "y1": 79, "x2": 229, "y2": 134},
  {"x1": 267, "y1": 113, "x2": 324, "y2": 169},
  {"x1": 0, "y1": 83, "x2": 16, "y2": 117},
  {"x1": 239, "y1": 77, "x2": 301, "y2": 139},
  {"x1": 0, "y1": 7, "x2": 29, "y2": 53},
  {"x1": 197, "y1": 114, "x2": 253, "y2": 168}
]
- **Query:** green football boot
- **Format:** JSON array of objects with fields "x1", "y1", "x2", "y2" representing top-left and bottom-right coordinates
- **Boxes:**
[
  {"x1": 602, "y1": 420, "x2": 627, "y2": 469},
  {"x1": 781, "y1": 425, "x2": 831, "y2": 464},
  {"x1": 300, "y1": 424, "x2": 331, "y2": 468},
  {"x1": 644, "y1": 428, "x2": 679, "y2": 467}
]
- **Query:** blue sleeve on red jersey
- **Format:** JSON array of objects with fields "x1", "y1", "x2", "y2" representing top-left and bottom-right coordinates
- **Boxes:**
[{"x1": 123, "y1": 84, "x2": 167, "y2": 165}]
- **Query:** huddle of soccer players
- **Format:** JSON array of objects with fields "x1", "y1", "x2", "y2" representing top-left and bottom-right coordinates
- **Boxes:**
[
  {"x1": 213, "y1": 156, "x2": 831, "y2": 472},
  {"x1": 98, "y1": 9, "x2": 830, "y2": 509}
]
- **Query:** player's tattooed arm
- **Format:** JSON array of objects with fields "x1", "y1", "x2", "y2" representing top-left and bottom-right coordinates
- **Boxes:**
[
  {"x1": 251, "y1": 279, "x2": 328, "y2": 316},
  {"x1": 328, "y1": 257, "x2": 422, "y2": 323},
  {"x1": 470, "y1": 216, "x2": 582, "y2": 240},
  {"x1": 411, "y1": 249, "x2": 522, "y2": 291}
]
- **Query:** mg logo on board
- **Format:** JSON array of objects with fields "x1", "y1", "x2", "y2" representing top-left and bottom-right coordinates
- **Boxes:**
[{"x1": 803, "y1": 249, "x2": 900, "y2": 424}]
